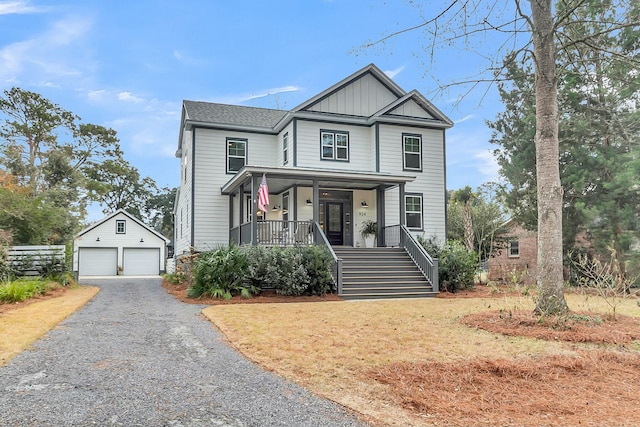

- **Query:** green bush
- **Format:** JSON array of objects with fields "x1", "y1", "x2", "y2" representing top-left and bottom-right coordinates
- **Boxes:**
[
  {"x1": 300, "y1": 245, "x2": 334, "y2": 295},
  {"x1": 272, "y1": 247, "x2": 310, "y2": 296},
  {"x1": 188, "y1": 245, "x2": 259, "y2": 299},
  {"x1": 0, "y1": 279, "x2": 48, "y2": 303},
  {"x1": 418, "y1": 236, "x2": 477, "y2": 293}
]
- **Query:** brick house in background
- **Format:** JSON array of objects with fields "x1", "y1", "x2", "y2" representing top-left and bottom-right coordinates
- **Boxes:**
[{"x1": 488, "y1": 219, "x2": 537, "y2": 285}]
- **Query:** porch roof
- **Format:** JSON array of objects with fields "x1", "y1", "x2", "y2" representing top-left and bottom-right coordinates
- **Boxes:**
[{"x1": 220, "y1": 166, "x2": 416, "y2": 195}]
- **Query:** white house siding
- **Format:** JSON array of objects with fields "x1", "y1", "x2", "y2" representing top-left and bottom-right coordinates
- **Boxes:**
[
  {"x1": 73, "y1": 212, "x2": 166, "y2": 274},
  {"x1": 307, "y1": 73, "x2": 398, "y2": 116},
  {"x1": 295, "y1": 120, "x2": 374, "y2": 171},
  {"x1": 278, "y1": 123, "x2": 294, "y2": 167},
  {"x1": 192, "y1": 128, "x2": 278, "y2": 250},
  {"x1": 174, "y1": 128, "x2": 193, "y2": 256},
  {"x1": 378, "y1": 124, "x2": 446, "y2": 242}
]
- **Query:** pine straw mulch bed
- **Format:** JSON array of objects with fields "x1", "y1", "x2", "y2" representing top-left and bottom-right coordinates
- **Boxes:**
[{"x1": 161, "y1": 279, "x2": 343, "y2": 305}]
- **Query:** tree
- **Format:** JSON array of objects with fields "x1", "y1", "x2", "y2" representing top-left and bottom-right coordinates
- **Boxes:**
[
  {"x1": 146, "y1": 187, "x2": 177, "y2": 239},
  {"x1": 85, "y1": 157, "x2": 158, "y2": 220},
  {"x1": 451, "y1": 186, "x2": 476, "y2": 252},
  {"x1": 491, "y1": 2, "x2": 640, "y2": 287},
  {"x1": 365, "y1": 0, "x2": 639, "y2": 314}
]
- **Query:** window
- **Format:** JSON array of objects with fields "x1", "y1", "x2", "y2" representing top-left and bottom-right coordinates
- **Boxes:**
[
  {"x1": 227, "y1": 138, "x2": 247, "y2": 173},
  {"x1": 403, "y1": 134, "x2": 422, "y2": 171},
  {"x1": 320, "y1": 130, "x2": 349, "y2": 161},
  {"x1": 116, "y1": 220, "x2": 126, "y2": 234},
  {"x1": 509, "y1": 241, "x2": 520, "y2": 257},
  {"x1": 405, "y1": 194, "x2": 423, "y2": 230},
  {"x1": 282, "y1": 132, "x2": 289, "y2": 165}
]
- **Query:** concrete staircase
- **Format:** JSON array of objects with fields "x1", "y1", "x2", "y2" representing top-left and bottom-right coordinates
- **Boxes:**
[{"x1": 333, "y1": 247, "x2": 438, "y2": 300}]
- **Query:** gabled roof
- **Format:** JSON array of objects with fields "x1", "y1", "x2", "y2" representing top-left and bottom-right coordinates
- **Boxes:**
[
  {"x1": 176, "y1": 63, "x2": 453, "y2": 155},
  {"x1": 75, "y1": 209, "x2": 170, "y2": 243},
  {"x1": 183, "y1": 101, "x2": 286, "y2": 129}
]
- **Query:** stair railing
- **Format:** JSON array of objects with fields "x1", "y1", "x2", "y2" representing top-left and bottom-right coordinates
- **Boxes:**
[
  {"x1": 312, "y1": 222, "x2": 342, "y2": 294},
  {"x1": 399, "y1": 225, "x2": 439, "y2": 292}
]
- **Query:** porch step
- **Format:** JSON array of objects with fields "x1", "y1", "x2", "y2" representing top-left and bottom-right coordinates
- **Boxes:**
[{"x1": 333, "y1": 247, "x2": 436, "y2": 300}]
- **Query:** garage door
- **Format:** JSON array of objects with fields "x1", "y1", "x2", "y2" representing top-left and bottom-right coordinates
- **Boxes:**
[
  {"x1": 78, "y1": 248, "x2": 118, "y2": 276},
  {"x1": 123, "y1": 248, "x2": 160, "y2": 276}
]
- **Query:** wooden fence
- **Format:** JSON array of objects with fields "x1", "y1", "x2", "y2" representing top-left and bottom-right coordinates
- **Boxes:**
[{"x1": 6, "y1": 245, "x2": 66, "y2": 275}]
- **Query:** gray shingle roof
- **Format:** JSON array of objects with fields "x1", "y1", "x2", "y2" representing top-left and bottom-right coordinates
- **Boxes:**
[{"x1": 183, "y1": 100, "x2": 287, "y2": 128}]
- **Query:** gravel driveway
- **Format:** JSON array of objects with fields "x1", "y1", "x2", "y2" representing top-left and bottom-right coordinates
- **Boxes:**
[{"x1": 0, "y1": 277, "x2": 371, "y2": 427}]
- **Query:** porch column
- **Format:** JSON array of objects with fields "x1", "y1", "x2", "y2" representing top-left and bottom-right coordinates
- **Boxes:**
[
  {"x1": 251, "y1": 174, "x2": 259, "y2": 246},
  {"x1": 399, "y1": 182, "x2": 406, "y2": 227},
  {"x1": 228, "y1": 193, "x2": 234, "y2": 244},
  {"x1": 238, "y1": 183, "x2": 244, "y2": 244},
  {"x1": 376, "y1": 185, "x2": 385, "y2": 247},
  {"x1": 312, "y1": 179, "x2": 319, "y2": 224}
]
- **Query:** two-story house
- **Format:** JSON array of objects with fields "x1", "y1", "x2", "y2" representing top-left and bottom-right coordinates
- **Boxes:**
[{"x1": 174, "y1": 64, "x2": 453, "y2": 298}]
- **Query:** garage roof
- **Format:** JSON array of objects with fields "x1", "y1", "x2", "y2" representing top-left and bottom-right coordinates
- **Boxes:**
[{"x1": 75, "y1": 209, "x2": 170, "y2": 243}]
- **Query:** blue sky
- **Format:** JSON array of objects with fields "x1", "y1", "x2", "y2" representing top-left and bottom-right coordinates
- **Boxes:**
[{"x1": 0, "y1": 0, "x2": 509, "y2": 219}]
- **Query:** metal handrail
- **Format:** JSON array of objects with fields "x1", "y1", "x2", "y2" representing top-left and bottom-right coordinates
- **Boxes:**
[
  {"x1": 313, "y1": 222, "x2": 342, "y2": 294},
  {"x1": 399, "y1": 225, "x2": 439, "y2": 292}
]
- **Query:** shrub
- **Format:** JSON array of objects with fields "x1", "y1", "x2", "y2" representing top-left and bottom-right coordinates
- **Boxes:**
[
  {"x1": 243, "y1": 245, "x2": 280, "y2": 289},
  {"x1": 418, "y1": 236, "x2": 477, "y2": 293},
  {"x1": 188, "y1": 245, "x2": 259, "y2": 299},
  {"x1": 271, "y1": 247, "x2": 310, "y2": 296},
  {"x1": 0, "y1": 279, "x2": 48, "y2": 303},
  {"x1": 301, "y1": 245, "x2": 334, "y2": 295}
]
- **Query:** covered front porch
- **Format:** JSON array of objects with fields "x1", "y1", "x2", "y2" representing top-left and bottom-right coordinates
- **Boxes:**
[{"x1": 223, "y1": 166, "x2": 415, "y2": 248}]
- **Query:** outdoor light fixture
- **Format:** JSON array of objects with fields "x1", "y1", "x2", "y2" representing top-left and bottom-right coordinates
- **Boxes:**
[
  {"x1": 306, "y1": 199, "x2": 313, "y2": 205},
  {"x1": 272, "y1": 205, "x2": 280, "y2": 211},
  {"x1": 361, "y1": 201, "x2": 369, "y2": 208},
  {"x1": 96, "y1": 237, "x2": 100, "y2": 242},
  {"x1": 140, "y1": 238, "x2": 144, "y2": 243}
]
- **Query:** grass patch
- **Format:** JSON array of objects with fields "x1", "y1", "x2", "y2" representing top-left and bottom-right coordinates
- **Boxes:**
[
  {"x1": 202, "y1": 293, "x2": 640, "y2": 427},
  {"x1": 0, "y1": 286, "x2": 99, "y2": 366},
  {"x1": 0, "y1": 278, "x2": 50, "y2": 303}
]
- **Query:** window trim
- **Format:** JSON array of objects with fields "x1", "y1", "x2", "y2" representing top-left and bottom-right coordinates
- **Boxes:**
[
  {"x1": 402, "y1": 133, "x2": 423, "y2": 172},
  {"x1": 320, "y1": 130, "x2": 349, "y2": 162},
  {"x1": 508, "y1": 241, "x2": 520, "y2": 258},
  {"x1": 226, "y1": 137, "x2": 247, "y2": 174},
  {"x1": 404, "y1": 193, "x2": 424, "y2": 231},
  {"x1": 282, "y1": 132, "x2": 289, "y2": 165},
  {"x1": 116, "y1": 220, "x2": 126, "y2": 234}
]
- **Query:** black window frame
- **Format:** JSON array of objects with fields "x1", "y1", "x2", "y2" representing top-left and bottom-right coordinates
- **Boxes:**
[
  {"x1": 404, "y1": 193, "x2": 424, "y2": 231},
  {"x1": 282, "y1": 132, "x2": 289, "y2": 165},
  {"x1": 509, "y1": 241, "x2": 520, "y2": 257},
  {"x1": 320, "y1": 130, "x2": 349, "y2": 162},
  {"x1": 226, "y1": 137, "x2": 247, "y2": 174},
  {"x1": 116, "y1": 220, "x2": 126, "y2": 234},
  {"x1": 402, "y1": 133, "x2": 423, "y2": 172}
]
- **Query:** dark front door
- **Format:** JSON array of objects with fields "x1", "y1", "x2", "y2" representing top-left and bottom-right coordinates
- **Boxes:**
[{"x1": 325, "y1": 202, "x2": 344, "y2": 245}]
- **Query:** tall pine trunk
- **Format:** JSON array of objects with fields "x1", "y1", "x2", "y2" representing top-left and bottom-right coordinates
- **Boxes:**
[{"x1": 531, "y1": 0, "x2": 568, "y2": 314}]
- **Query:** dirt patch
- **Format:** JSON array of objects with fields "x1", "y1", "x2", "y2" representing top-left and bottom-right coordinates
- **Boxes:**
[
  {"x1": 462, "y1": 309, "x2": 640, "y2": 344},
  {"x1": 369, "y1": 350, "x2": 640, "y2": 427},
  {"x1": 0, "y1": 285, "x2": 67, "y2": 315},
  {"x1": 161, "y1": 279, "x2": 343, "y2": 305}
]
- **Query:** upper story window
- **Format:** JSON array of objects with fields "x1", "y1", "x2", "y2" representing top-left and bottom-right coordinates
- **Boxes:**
[
  {"x1": 116, "y1": 220, "x2": 126, "y2": 234},
  {"x1": 403, "y1": 134, "x2": 422, "y2": 171},
  {"x1": 321, "y1": 130, "x2": 349, "y2": 161},
  {"x1": 283, "y1": 132, "x2": 289, "y2": 165},
  {"x1": 509, "y1": 241, "x2": 520, "y2": 257},
  {"x1": 405, "y1": 194, "x2": 423, "y2": 230},
  {"x1": 227, "y1": 138, "x2": 247, "y2": 173}
]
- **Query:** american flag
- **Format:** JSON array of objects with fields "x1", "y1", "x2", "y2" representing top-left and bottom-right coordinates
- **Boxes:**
[{"x1": 257, "y1": 173, "x2": 270, "y2": 212}]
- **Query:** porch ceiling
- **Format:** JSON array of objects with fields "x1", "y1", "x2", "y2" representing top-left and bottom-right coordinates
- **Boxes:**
[{"x1": 220, "y1": 166, "x2": 416, "y2": 195}]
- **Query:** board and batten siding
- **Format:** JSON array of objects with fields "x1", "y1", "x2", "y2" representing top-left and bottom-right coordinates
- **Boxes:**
[
  {"x1": 192, "y1": 128, "x2": 278, "y2": 250},
  {"x1": 378, "y1": 124, "x2": 446, "y2": 242},
  {"x1": 295, "y1": 120, "x2": 374, "y2": 171},
  {"x1": 306, "y1": 73, "x2": 398, "y2": 117}
]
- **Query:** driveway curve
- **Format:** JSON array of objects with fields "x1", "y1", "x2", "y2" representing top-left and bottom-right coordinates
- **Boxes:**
[{"x1": 0, "y1": 277, "x2": 371, "y2": 427}]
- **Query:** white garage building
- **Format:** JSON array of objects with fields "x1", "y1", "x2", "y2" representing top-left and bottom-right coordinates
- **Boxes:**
[{"x1": 73, "y1": 209, "x2": 169, "y2": 277}]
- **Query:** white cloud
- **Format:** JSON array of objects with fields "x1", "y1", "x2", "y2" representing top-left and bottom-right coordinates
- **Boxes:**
[
  {"x1": 118, "y1": 91, "x2": 144, "y2": 103},
  {"x1": 243, "y1": 86, "x2": 301, "y2": 101},
  {"x1": 454, "y1": 114, "x2": 474, "y2": 124},
  {"x1": 87, "y1": 89, "x2": 107, "y2": 101},
  {"x1": 0, "y1": 1, "x2": 45, "y2": 15},
  {"x1": 474, "y1": 149, "x2": 500, "y2": 181},
  {"x1": 384, "y1": 65, "x2": 406, "y2": 79},
  {"x1": 0, "y1": 15, "x2": 93, "y2": 84}
]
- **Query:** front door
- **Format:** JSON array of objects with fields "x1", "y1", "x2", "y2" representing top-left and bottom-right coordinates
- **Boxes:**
[{"x1": 325, "y1": 202, "x2": 344, "y2": 245}]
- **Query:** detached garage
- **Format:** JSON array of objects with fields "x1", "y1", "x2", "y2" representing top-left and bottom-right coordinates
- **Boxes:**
[{"x1": 73, "y1": 210, "x2": 170, "y2": 277}]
